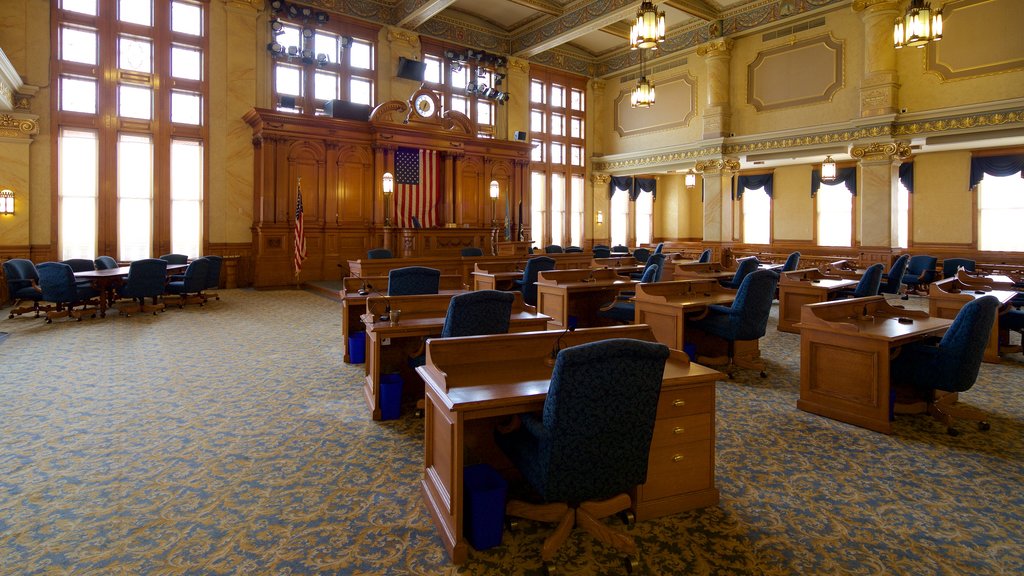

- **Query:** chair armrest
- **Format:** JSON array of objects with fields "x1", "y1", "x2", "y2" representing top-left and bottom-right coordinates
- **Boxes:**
[{"x1": 707, "y1": 304, "x2": 732, "y2": 315}]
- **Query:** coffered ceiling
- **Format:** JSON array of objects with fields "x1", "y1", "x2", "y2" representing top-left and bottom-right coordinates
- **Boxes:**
[{"x1": 333, "y1": 0, "x2": 847, "y2": 77}]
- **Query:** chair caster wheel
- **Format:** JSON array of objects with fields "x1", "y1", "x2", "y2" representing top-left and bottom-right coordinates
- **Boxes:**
[
  {"x1": 618, "y1": 510, "x2": 636, "y2": 527},
  {"x1": 414, "y1": 409, "x2": 423, "y2": 418},
  {"x1": 506, "y1": 518, "x2": 520, "y2": 531},
  {"x1": 543, "y1": 561, "x2": 557, "y2": 576},
  {"x1": 759, "y1": 371, "x2": 767, "y2": 378},
  {"x1": 624, "y1": 556, "x2": 640, "y2": 573},
  {"x1": 979, "y1": 421, "x2": 990, "y2": 431},
  {"x1": 947, "y1": 427, "x2": 960, "y2": 436}
]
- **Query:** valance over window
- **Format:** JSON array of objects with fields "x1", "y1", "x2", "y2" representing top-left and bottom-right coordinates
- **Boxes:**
[
  {"x1": 736, "y1": 173, "x2": 774, "y2": 200},
  {"x1": 608, "y1": 175, "x2": 657, "y2": 200},
  {"x1": 969, "y1": 154, "x2": 1024, "y2": 190},
  {"x1": 812, "y1": 167, "x2": 857, "y2": 197}
]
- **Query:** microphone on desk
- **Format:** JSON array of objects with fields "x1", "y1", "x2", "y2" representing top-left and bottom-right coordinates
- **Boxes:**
[{"x1": 546, "y1": 317, "x2": 578, "y2": 367}]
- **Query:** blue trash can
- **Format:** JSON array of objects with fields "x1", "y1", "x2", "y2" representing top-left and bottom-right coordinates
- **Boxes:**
[
  {"x1": 464, "y1": 464, "x2": 508, "y2": 550},
  {"x1": 380, "y1": 373, "x2": 403, "y2": 420},
  {"x1": 348, "y1": 332, "x2": 366, "y2": 364},
  {"x1": 683, "y1": 342, "x2": 697, "y2": 362}
]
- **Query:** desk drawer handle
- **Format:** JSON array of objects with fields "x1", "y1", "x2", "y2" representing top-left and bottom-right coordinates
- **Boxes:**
[
  {"x1": 673, "y1": 426, "x2": 685, "y2": 435},
  {"x1": 672, "y1": 454, "x2": 685, "y2": 463},
  {"x1": 672, "y1": 399, "x2": 686, "y2": 407}
]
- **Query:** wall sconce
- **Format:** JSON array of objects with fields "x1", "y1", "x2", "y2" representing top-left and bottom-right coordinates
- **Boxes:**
[
  {"x1": 821, "y1": 155, "x2": 837, "y2": 182},
  {"x1": 489, "y1": 180, "x2": 499, "y2": 227},
  {"x1": 684, "y1": 169, "x2": 697, "y2": 190},
  {"x1": 0, "y1": 189, "x2": 13, "y2": 215},
  {"x1": 596, "y1": 210, "x2": 604, "y2": 225},
  {"x1": 382, "y1": 172, "x2": 394, "y2": 226}
]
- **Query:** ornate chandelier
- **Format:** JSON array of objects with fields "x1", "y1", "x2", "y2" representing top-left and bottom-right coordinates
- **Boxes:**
[
  {"x1": 894, "y1": 0, "x2": 943, "y2": 49},
  {"x1": 630, "y1": 1, "x2": 665, "y2": 50},
  {"x1": 631, "y1": 50, "x2": 655, "y2": 108}
]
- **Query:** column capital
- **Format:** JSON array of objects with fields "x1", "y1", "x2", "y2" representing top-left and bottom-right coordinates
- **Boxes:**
[
  {"x1": 850, "y1": 141, "x2": 912, "y2": 162},
  {"x1": 697, "y1": 38, "x2": 734, "y2": 57},
  {"x1": 0, "y1": 112, "x2": 39, "y2": 139},
  {"x1": 695, "y1": 158, "x2": 741, "y2": 174},
  {"x1": 592, "y1": 173, "x2": 610, "y2": 186},
  {"x1": 852, "y1": 0, "x2": 900, "y2": 14}
]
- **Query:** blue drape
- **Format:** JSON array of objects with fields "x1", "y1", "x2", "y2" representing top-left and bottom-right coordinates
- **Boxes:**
[
  {"x1": 609, "y1": 175, "x2": 656, "y2": 200},
  {"x1": 969, "y1": 154, "x2": 1024, "y2": 190},
  {"x1": 736, "y1": 173, "x2": 774, "y2": 200},
  {"x1": 811, "y1": 167, "x2": 857, "y2": 197},
  {"x1": 899, "y1": 162, "x2": 914, "y2": 194}
]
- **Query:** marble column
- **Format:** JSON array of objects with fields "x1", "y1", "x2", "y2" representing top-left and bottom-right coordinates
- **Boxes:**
[
  {"x1": 696, "y1": 38, "x2": 734, "y2": 139},
  {"x1": 851, "y1": 141, "x2": 912, "y2": 249},
  {"x1": 697, "y1": 158, "x2": 740, "y2": 243},
  {"x1": 853, "y1": 0, "x2": 901, "y2": 117}
]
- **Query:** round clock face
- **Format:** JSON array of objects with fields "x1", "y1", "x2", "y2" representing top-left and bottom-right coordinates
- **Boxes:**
[{"x1": 414, "y1": 94, "x2": 435, "y2": 117}]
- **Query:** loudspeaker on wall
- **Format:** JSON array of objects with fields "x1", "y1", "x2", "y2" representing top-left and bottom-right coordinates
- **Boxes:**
[
  {"x1": 397, "y1": 57, "x2": 427, "y2": 82},
  {"x1": 514, "y1": 131, "x2": 527, "y2": 141}
]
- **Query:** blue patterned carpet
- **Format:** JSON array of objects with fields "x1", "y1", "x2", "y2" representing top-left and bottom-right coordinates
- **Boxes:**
[{"x1": 1, "y1": 290, "x2": 1022, "y2": 575}]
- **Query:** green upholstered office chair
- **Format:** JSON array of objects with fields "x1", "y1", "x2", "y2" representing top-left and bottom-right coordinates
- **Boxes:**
[
  {"x1": 891, "y1": 296, "x2": 999, "y2": 435},
  {"x1": 496, "y1": 338, "x2": 669, "y2": 574}
]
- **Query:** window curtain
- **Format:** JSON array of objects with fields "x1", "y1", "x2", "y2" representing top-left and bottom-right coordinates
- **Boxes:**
[
  {"x1": 609, "y1": 175, "x2": 632, "y2": 199},
  {"x1": 811, "y1": 167, "x2": 857, "y2": 197},
  {"x1": 633, "y1": 177, "x2": 657, "y2": 200},
  {"x1": 899, "y1": 162, "x2": 914, "y2": 194},
  {"x1": 969, "y1": 154, "x2": 1024, "y2": 190},
  {"x1": 736, "y1": 173, "x2": 774, "y2": 200}
]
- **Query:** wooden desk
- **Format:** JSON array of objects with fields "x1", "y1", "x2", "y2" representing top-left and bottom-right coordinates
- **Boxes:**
[
  {"x1": 361, "y1": 292, "x2": 549, "y2": 420},
  {"x1": 348, "y1": 253, "x2": 593, "y2": 289},
  {"x1": 954, "y1": 269, "x2": 1016, "y2": 290},
  {"x1": 633, "y1": 280, "x2": 736, "y2": 348},
  {"x1": 339, "y1": 275, "x2": 464, "y2": 363},
  {"x1": 535, "y1": 268, "x2": 635, "y2": 329},
  {"x1": 672, "y1": 262, "x2": 735, "y2": 282},
  {"x1": 796, "y1": 296, "x2": 952, "y2": 434},
  {"x1": 470, "y1": 262, "x2": 522, "y2": 291},
  {"x1": 777, "y1": 268, "x2": 859, "y2": 333},
  {"x1": 74, "y1": 264, "x2": 187, "y2": 317},
  {"x1": 928, "y1": 276, "x2": 1017, "y2": 363},
  {"x1": 416, "y1": 325, "x2": 722, "y2": 564}
]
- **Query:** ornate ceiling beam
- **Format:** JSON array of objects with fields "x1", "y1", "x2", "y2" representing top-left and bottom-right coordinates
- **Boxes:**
[
  {"x1": 396, "y1": 0, "x2": 459, "y2": 30},
  {"x1": 664, "y1": 0, "x2": 719, "y2": 22},
  {"x1": 600, "y1": 21, "x2": 633, "y2": 41},
  {"x1": 511, "y1": 0, "x2": 639, "y2": 58},
  {"x1": 504, "y1": 0, "x2": 563, "y2": 17}
]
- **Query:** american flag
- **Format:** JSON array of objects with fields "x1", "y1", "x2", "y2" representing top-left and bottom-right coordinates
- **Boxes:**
[
  {"x1": 394, "y1": 147, "x2": 439, "y2": 228},
  {"x1": 293, "y1": 179, "x2": 306, "y2": 277}
]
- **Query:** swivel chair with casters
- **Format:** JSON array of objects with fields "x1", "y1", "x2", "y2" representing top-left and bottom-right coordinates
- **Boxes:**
[
  {"x1": 630, "y1": 253, "x2": 665, "y2": 281},
  {"x1": 690, "y1": 269, "x2": 778, "y2": 378},
  {"x1": 780, "y1": 251, "x2": 801, "y2": 273},
  {"x1": 564, "y1": 246, "x2": 583, "y2": 253},
  {"x1": 890, "y1": 296, "x2": 999, "y2": 435},
  {"x1": 159, "y1": 253, "x2": 189, "y2": 265},
  {"x1": 496, "y1": 338, "x2": 669, "y2": 575},
  {"x1": 515, "y1": 257, "x2": 556, "y2": 307},
  {"x1": 36, "y1": 262, "x2": 99, "y2": 323},
  {"x1": 632, "y1": 247, "x2": 651, "y2": 264},
  {"x1": 902, "y1": 255, "x2": 938, "y2": 296},
  {"x1": 202, "y1": 255, "x2": 222, "y2": 302},
  {"x1": 117, "y1": 258, "x2": 168, "y2": 316},
  {"x1": 653, "y1": 242, "x2": 664, "y2": 254},
  {"x1": 387, "y1": 266, "x2": 441, "y2": 296},
  {"x1": 460, "y1": 247, "x2": 483, "y2": 257},
  {"x1": 165, "y1": 257, "x2": 210, "y2": 307},
  {"x1": 592, "y1": 247, "x2": 611, "y2": 259},
  {"x1": 880, "y1": 254, "x2": 910, "y2": 296},
  {"x1": 597, "y1": 264, "x2": 658, "y2": 324},
  {"x1": 697, "y1": 248, "x2": 712, "y2": 263},
  {"x1": 836, "y1": 263, "x2": 884, "y2": 299},
  {"x1": 544, "y1": 245, "x2": 564, "y2": 254},
  {"x1": 720, "y1": 256, "x2": 759, "y2": 290},
  {"x1": 367, "y1": 248, "x2": 393, "y2": 259},
  {"x1": 3, "y1": 258, "x2": 46, "y2": 318},
  {"x1": 94, "y1": 255, "x2": 119, "y2": 270},
  {"x1": 409, "y1": 290, "x2": 514, "y2": 369},
  {"x1": 62, "y1": 258, "x2": 96, "y2": 290},
  {"x1": 942, "y1": 258, "x2": 975, "y2": 279},
  {"x1": 611, "y1": 245, "x2": 630, "y2": 255}
]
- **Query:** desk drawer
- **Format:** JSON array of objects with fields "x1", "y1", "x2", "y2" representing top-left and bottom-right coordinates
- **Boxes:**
[
  {"x1": 642, "y1": 440, "x2": 713, "y2": 501},
  {"x1": 650, "y1": 413, "x2": 711, "y2": 448},
  {"x1": 656, "y1": 385, "x2": 713, "y2": 418}
]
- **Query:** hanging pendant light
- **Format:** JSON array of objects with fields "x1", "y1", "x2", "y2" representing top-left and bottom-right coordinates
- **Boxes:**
[
  {"x1": 894, "y1": 0, "x2": 943, "y2": 49},
  {"x1": 630, "y1": 1, "x2": 666, "y2": 50},
  {"x1": 821, "y1": 156, "x2": 837, "y2": 182},
  {"x1": 631, "y1": 50, "x2": 655, "y2": 108}
]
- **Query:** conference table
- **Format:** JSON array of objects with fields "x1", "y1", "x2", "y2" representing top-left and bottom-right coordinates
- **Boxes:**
[
  {"x1": 535, "y1": 267, "x2": 635, "y2": 329},
  {"x1": 777, "y1": 268, "x2": 859, "y2": 333},
  {"x1": 415, "y1": 324, "x2": 722, "y2": 564},
  {"x1": 360, "y1": 292, "x2": 550, "y2": 420},
  {"x1": 74, "y1": 264, "x2": 187, "y2": 317},
  {"x1": 796, "y1": 295, "x2": 953, "y2": 434}
]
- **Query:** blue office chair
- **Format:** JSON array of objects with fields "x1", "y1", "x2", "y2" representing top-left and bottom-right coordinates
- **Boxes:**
[
  {"x1": 460, "y1": 247, "x2": 483, "y2": 257},
  {"x1": 891, "y1": 296, "x2": 999, "y2": 435},
  {"x1": 631, "y1": 253, "x2": 665, "y2": 281},
  {"x1": 632, "y1": 247, "x2": 651, "y2": 264},
  {"x1": 117, "y1": 258, "x2": 168, "y2": 316},
  {"x1": 781, "y1": 251, "x2": 801, "y2": 273},
  {"x1": 836, "y1": 263, "x2": 884, "y2": 299},
  {"x1": 36, "y1": 262, "x2": 99, "y2": 323},
  {"x1": 387, "y1": 266, "x2": 441, "y2": 296},
  {"x1": 690, "y1": 269, "x2": 778, "y2": 378},
  {"x1": 515, "y1": 256, "x2": 555, "y2": 306},
  {"x1": 593, "y1": 244, "x2": 610, "y2": 251},
  {"x1": 1000, "y1": 309, "x2": 1024, "y2": 352},
  {"x1": 697, "y1": 248, "x2": 712, "y2": 263},
  {"x1": 653, "y1": 242, "x2": 664, "y2": 254},
  {"x1": 411, "y1": 216, "x2": 422, "y2": 229},
  {"x1": 902, "y1": 255, "x2": 938, "y2": 296},
  {"x1": 202, "y1": 255, "x2": 222, "y2": 301},
  {"x1": 497, "y1": 338, "x2": 669, "y2": 573},
  {"x1": 880, "y1": 254, "x2": 910, "y2": 296},
  {"x1": 62, "y1": 258, "x2": 96, "y2": 290},
  {"x1": 94, "y1": 256, "x2": 118, "y2": 270},
  {"x1": 564, "y1": 246, "x2": 583, "y2": 253},
  {"x1": 159, "y1": 253, "x2": 189, "y2": 265},
  {"x1": 611, "y1": 245, "x2": 630, "y2": 255},
  {"x1": 592, "y1": 247, "x2": 611, "y2": 259},
  {"x1": 410, "y1": 290, "x2": 516, "y2": 368},
  {"x1": 721, "y1": 256, "x2": 759, "y2": 289},
  {"x1": 597, "y1": 264, "x2": 658, "y2": 324},
  {"x1": 942, "y1": 258, "x2": 975, "y2": 279},
  {"x1": 3, "y1": 258, "x2": 46, "y2": 318},
  {"x1": 165, "y1": 257, "x2": 210, "y2": 307},
  {"x1": 544, "y1": 245, "x2": 564, "y2": 254},
  {"x1": 367, "y1": 248, "x2": 392, "y2": 259}
]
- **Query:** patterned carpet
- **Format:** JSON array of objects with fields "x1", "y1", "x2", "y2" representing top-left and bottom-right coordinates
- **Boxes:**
[{"x1": 1, "y1": 290, "x2": 1022, "y2": 575}]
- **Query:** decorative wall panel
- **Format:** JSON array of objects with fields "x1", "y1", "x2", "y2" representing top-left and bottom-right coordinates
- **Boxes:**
[
  {"x1": 747, "y1": 35, "x2": 844, "y2": 111},
  {"x1": 614, "y1": 73, "x2": 697, "y2": 137},
  {"x1": 926, "y1": 0, "x2": 1024, "y2": 80}
]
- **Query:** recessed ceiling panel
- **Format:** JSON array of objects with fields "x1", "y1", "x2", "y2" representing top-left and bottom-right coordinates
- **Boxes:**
[
  {"x1": 570, "y1": 29, "x2": 627, "y2": 56},
  {"x1": 449, "y1": 0, "x2": 543, "y2": 31}
]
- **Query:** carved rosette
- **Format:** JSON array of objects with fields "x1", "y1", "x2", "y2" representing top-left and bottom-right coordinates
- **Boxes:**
[{"x1": 850, "y1": 141, "x2": 912, "y2": 161}]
